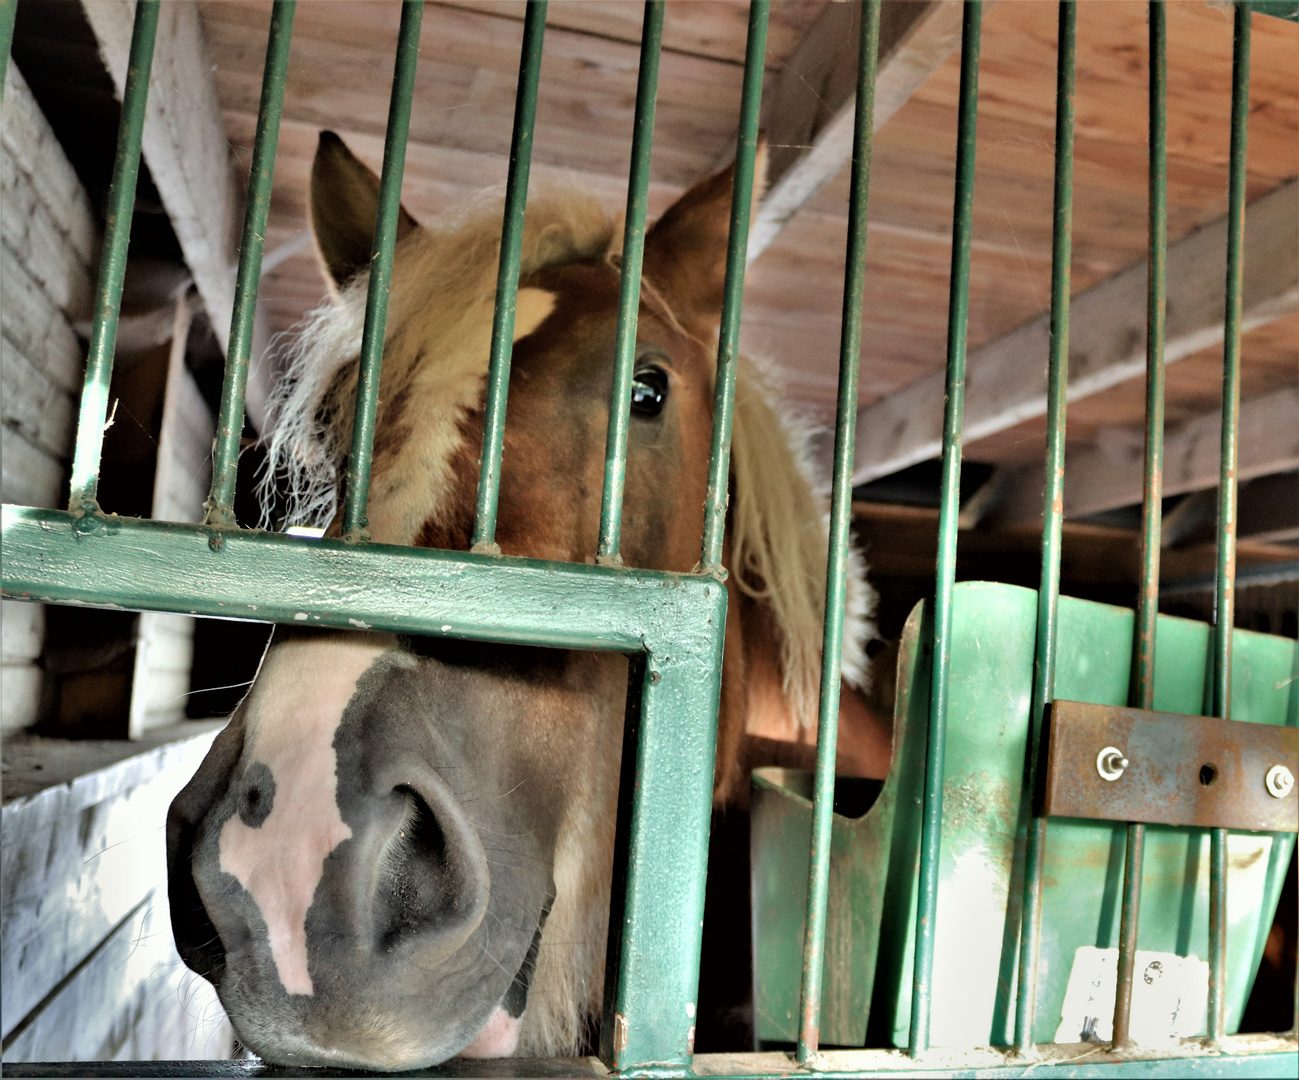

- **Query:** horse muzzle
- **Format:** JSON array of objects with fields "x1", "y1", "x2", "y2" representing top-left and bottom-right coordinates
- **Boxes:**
[{"x1": 166, "y1": 644, "x2": 559, "y2": 1069}]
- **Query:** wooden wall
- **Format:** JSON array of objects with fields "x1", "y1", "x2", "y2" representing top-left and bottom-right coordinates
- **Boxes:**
[
  {"x1": 1, "y1": 727, "x2": 231, "y2": 1062},
  {"x1": 0, "y1": 62, "x2": 97, "y2": 736}
]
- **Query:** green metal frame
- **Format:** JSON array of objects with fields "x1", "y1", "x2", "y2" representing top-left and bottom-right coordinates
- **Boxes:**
[{"x1": 1, "y1": 0, "x2": 1294, "y2": 1076}]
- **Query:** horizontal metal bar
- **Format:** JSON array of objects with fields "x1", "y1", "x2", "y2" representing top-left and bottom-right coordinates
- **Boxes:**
[
  {"x1": 1041, "y1": 700, "x2": 1298, "y2": 831},
  {"x1": 2, "y1": 1039, "x2": 1296, "y2": 1078},
  {"x1": 0, "y1": 505, "x2": 723, "y2": 656}
]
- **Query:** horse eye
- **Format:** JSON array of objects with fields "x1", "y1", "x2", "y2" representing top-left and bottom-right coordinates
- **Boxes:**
[{"x1": 630, "y1": 365, "x2": 669, "y2": 418}]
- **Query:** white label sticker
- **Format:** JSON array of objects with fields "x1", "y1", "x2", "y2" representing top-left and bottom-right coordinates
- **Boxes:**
[{"x1": 1055, "y1": 946, "x2": 1208, "y2": 1046}]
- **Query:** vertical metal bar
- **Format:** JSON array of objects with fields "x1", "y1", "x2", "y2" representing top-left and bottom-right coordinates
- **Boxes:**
[
  {"x1": 909, "y1": 0, "x2": 981, "y2": 1058},
  {"x1": 205, "y1": 0, "x2": 297, "y2": 527},
  {"x1": 340, "y1": 0, "x2": 424, "y2": 541},
  {"x1": 1208, "y1": 0, "x2": 1251, "y2": 1044},
  {"x1": 795, "y1": 0, "x2": 879, "y2": 1063},
  {"x1": 1113, "y1": 0, "x2": 1168, "y2": 1050},
  {"x1": 698, "y1": 0, "x2": 769, "y2": 574},
  {"x1": 67, "y1": 0, "x2": 161, "y2": 512},
  {"x1": 1013, "y1": 1, "x2": 1075, "y2": 1055},
  {"x1": 596, "y1": 0, "x2": 664, "y2": 565},
  {"x1": 471, "y1": 0, "x2": 548, "y2": 554},
  {"x1": 0, "y1": 0, "x2": 17, "y2": 99}
]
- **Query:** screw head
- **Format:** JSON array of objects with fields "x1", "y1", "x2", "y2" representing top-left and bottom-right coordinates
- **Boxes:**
[
  {"x1": 1097, "y1": 746, "x2": 1129, "y2": 782},
  {"x1": 1265, "y1": 764, "x2": 1294, "y2": 799}
]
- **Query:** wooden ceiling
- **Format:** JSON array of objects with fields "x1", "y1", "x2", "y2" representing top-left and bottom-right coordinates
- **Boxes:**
[{"x1": 197, "y1": 0, "x2": 1298, "y2": 483}]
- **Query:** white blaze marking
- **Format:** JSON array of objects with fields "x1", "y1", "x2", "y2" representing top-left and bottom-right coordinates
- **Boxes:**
[{"x1": 219, "y1": 635, "x2": 390, "y2": 996}]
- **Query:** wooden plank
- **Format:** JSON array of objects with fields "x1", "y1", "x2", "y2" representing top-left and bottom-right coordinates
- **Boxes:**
[
  {"x1": 80, "y1": 0, "x2": 237, "y2": 351},
  {"x1": 748, "y1": 0, "x2": 965, "y2": 259},
  {"x1": 1, "y1": 601, "x2": 43, "y2": 665},
  {"x1": 854, "y1": 178, "x2": 1299, "y2": 483},
  {"x1": 1, "y1": 601, "x2": 43, "y2": 734},
  {"x1": 1238, "y1": 471, "x2": 1299, "y2": 544},
  {"x1": 0, "y1": 887, "x2": 230, "y2": 1062},
  {"x1": 0, "y1": 664, "x2": 42, "y2": 736},
  {"x1": 0, "y1": 727, "x2": 221, "y2": 1040},
  {"x1": 0, "y1": 427, "x2": 64, "y2": 509},
  {"x1": 128, "y1": 301, "x2": 208, "y2": 737},
  {"x1": 0, "y1": 146, "x2": 96, "y2": 321},
  {"x1": 1001, "y1": 386, "x2": 1299, "y2": 524},
  {"x1": 1, "y1": 63, "x2": 99, "y2": 269},
  {"x1": 0, "y1": 334, "x2": 75, "y2": 461},
  {"x1": 438, "y1": 0, "x2": 830, "y2": 69},
  {"x1": 0, "y1": 245, "x2": 87, "y2": 396}
]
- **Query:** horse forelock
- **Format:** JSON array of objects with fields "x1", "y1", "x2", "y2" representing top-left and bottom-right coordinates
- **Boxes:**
[{"x1": 259, "y1": 189, "x2": 614, "y2": 540}]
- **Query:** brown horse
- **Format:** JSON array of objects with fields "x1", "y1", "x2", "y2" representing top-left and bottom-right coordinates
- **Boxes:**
[{"x1": 167, "y1": 132, "x2": 885, "y2": 1069}]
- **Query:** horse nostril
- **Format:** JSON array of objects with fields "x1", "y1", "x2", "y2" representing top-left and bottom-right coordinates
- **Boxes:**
[{"x1": 377, "y1": 785, "x2": 488, "y2": 953}]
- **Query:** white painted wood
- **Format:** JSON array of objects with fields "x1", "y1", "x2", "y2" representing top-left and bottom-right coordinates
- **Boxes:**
[
  {"x1": 80, "y1": 0, "x2": 238, "y2": 354},
  {"x1": 128, "y1": 301, "x2": 212, "y2": 737},
  {"x1": 1, "y1": 427, "x2": 64, "y2": 508},
  {"x1": 1, "y1": 601, "x2": 43, "y2": 664},
  {"x1": 0, "y1": 727, "x2": 221, "y2": 1041},
  {"x1": 1, "y1": 64, "x2": 99, "y2": 269},
  {"x1": 1, "y1": 150, "x2": 96, "y2": 320},
  {"x1": 0, "y1": 244, "x2": 86, "y2": 396},
  {"x1": 0, "y1": 886, "x2": 231, "y2": 1062},
  {"x1": 0, "y1": 334, "x2": 75, "y2": 460},
  {"x1": 1002, "y1": 386, "x2": 1299, "y2": 524},
  {"x1": 1, "y1": 664, "x2": 42, "y2": 735},
  {"x1": 854, "y1": 178, "x2": 1299, "y2": 484},
  {"x1": 748, "y1": 1, "x2": 964, "y2": 260}
]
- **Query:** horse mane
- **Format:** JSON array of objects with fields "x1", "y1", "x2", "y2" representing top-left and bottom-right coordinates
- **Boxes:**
[{"x1": 260, "y1": 190, "x2": 870, "y2": 720}]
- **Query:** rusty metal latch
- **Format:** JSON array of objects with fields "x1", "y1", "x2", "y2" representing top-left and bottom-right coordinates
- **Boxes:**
[{"x1": 1040, "y1": 700, "x2": 1298, "y2": 833}]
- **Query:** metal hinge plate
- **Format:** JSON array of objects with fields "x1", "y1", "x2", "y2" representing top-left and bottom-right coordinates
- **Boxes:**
[{"x1": 1041, "y1": 700, "x2": 1298, "y2": 832}]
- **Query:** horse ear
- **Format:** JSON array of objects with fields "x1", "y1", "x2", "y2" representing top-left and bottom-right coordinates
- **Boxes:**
[
  {"x1": 310, "y1": 131, "x2": 419, "y2": 291},
  {"x1": 642, "y1": 141, "x2": 768, "y2": 335}
]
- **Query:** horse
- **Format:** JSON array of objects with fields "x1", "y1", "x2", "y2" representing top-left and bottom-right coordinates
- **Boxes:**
[{"x1": 166, "y1": 130, "x2": 886, "y2": 1070}]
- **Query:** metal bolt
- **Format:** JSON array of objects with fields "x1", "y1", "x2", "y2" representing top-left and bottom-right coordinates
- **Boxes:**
[
  {"x1": 1265, "y1": 764, "x2": 1294, "y2": 799},
  {"x1": 1096, "y1": 746, "x2": 1129, "y2": 782}
]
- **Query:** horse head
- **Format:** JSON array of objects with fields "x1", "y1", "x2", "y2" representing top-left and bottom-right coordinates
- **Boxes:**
[{"x1": 167, "y1": 132, "x2": 871, "y2": 1069}]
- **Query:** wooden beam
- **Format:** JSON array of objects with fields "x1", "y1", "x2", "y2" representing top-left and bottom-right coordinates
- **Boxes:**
[
  {"x1": 748, "y1": 0, "x2": 965, "y2": 260},
  {"x1": 1237, "y1": 470, "x2": 1299, "y2": 544},
  {"x1": 854, "y1": 178, "x2": 1299, "y2": 483},
  {"x1": 79, "y1": 0, "x2": 272, "y2": 430},
  {"x1": 1001, "y1": 385, "x2": 1299, "y2": 525}
]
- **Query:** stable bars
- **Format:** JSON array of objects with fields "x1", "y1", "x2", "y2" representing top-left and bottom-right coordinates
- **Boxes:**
[{"x1": 10, "y1": 0, "x2": 1280, "y2": 1069}]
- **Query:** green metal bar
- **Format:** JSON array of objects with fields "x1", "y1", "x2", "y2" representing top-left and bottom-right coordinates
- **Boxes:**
[
  {"x1": 1013, "y1": 1, "x2": 1075, "y2": 1055},
  {"x1": 795, "y1": 0, "x2": 879, "y2": 1063},
  {"x1": 341, "y1": 0, "x2": 424, "y2": 541},
  {"x1": 471, "y1": 0, "x2": 548, "y2": 554},
  {"x1": 1208, "y1": 0, "x2": 1251, "y2": 1045},
  {"x1": 205, "y1": 0, "x2": 296, "y2": 527},
  {"x1": 0, "y1": 502, "x2": 726, "y2": 1075},
  {"x1": 910, "y1": 0, "x2": 981, "y2": 1059},
  {"x1": 596, "y1": 0, "x2": 663, "y2": 566},
  {"x1": 698, "y1": 0, "x2": 769, "y2": 574},
  {"x1": 1113, "y1": 0, "x2": 1168, "y2": 1050},
  {"x1": 0, "y1": 505, "x2": 718, "y2": 676},
  {"x1": 0, "y1": 0, "x2": 17, "y2": 99},
  {"x1": 67, "y1": 0, "x2": 161, "y2": 512}
]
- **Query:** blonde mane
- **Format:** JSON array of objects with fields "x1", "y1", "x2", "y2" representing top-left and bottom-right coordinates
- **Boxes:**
[{"x1": 261, "y1": 190, "x2": 870, "y2": 712}]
